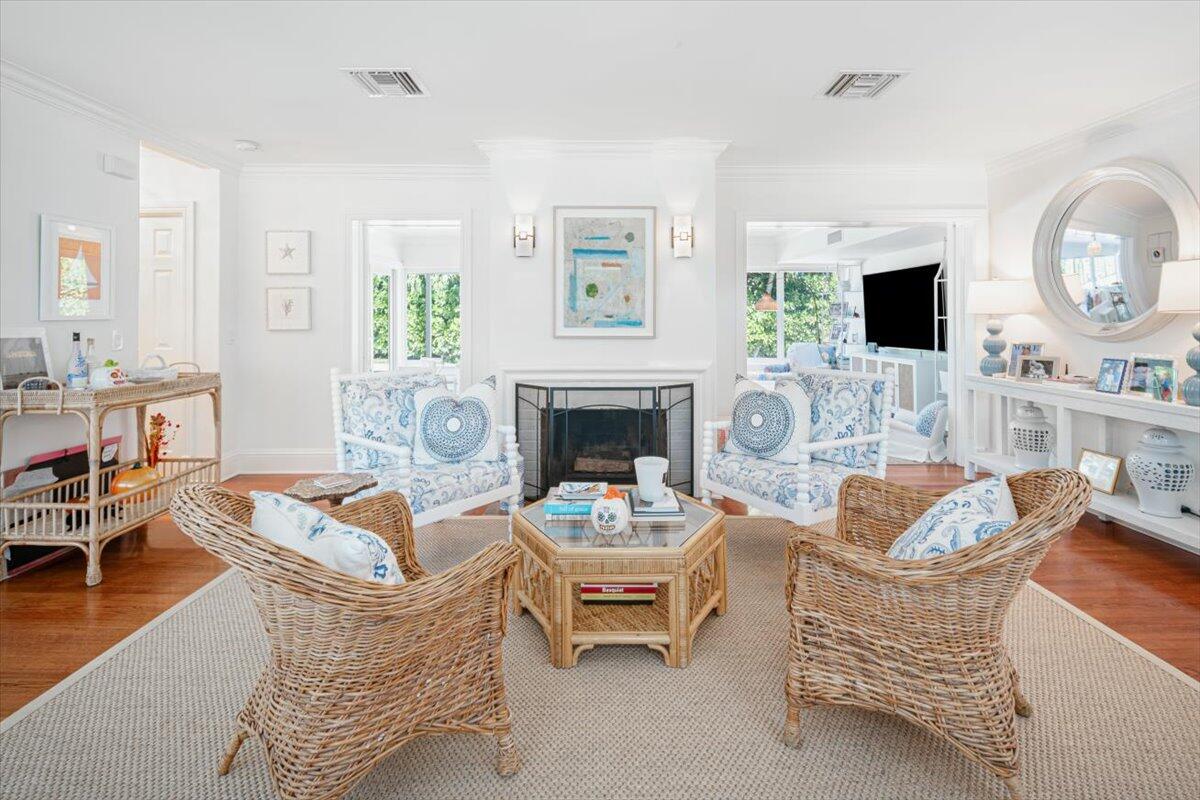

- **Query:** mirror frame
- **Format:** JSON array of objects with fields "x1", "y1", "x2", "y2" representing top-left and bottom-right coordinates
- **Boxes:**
[{"x1": 1032, "y1": 158, "x2": 1199, "y2": 341}]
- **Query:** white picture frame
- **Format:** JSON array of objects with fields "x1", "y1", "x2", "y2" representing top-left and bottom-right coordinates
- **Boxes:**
[
  {"x1": 266, "y1": 287, "x2": 311, "y2": 331},
  {"x1": 1, "y1": 327, "x2": 54, "y2": 389},
  {"x1": 265, "y1": 230, "x2": 311, "y2": 274},
  {"x1": 39, "y1": 214, "x2": 115, "y2": 321},
  {"x1": 1017, "y1": 355, "x2": 1060, "y2": 380},
  {"x1": 1007, "y1": 342, "x2": 1044, "y2": 377},
  {"x1": 553, "y1": 206, "x2": 656, "y2": 338}
]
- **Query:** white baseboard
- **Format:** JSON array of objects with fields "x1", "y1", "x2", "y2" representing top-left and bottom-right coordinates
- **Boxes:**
[{"x1": 224, "y1": 449, "x2": 336, "y2": 476}]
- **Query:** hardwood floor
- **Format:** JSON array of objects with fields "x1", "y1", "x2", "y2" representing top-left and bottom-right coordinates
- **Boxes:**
[{"x1": 1, "y1": 466, "x2": 1197, "y2": 720}]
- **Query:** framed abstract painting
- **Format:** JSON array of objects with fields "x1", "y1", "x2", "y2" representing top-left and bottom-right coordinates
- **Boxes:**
[
  {"x1": 553, "y1": 206, "x2": 656, "y2": 338},
  {"x1": 39, "y1": 214, "x2": 115, "y2": 321}
]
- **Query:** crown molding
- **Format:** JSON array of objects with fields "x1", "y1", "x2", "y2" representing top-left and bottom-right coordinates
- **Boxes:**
[
  {"x1": 0, "y1": 58, "x2": 241, "y2": 174},
  {"x1": 240, "y1": 163, "x2": 491, "y2": 179},
  {"x1": 476, "y1": 139, "x2": 730, "y2": 158},
  {"x1": 716, "y1": 163, "x2": 982, "y2": 181},
  {"x1": 986, "y1": 82, "x2": 1200, "y2": 178}
]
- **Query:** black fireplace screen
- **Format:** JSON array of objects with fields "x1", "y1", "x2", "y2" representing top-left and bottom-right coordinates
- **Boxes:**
[{"x1": 515, "y1": 383, "x2": 694, "y2": 500}]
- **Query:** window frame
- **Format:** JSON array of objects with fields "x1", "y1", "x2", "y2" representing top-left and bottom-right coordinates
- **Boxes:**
[{"x1": 745, "y1": 267, "x2": 838, "y2": 363}]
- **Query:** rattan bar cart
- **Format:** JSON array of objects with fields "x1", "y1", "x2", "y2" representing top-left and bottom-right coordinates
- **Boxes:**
[{"x1": 0, "y1": 373, "x2": 221, "y2": 586}]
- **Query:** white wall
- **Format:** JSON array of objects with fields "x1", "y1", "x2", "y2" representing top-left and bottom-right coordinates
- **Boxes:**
[
  {"x1": 986, "y1": 107, "x2": 1199, "y2": 374},
  {"x1": 0, "y1": 85, "x2": 139, "y2": 470}
]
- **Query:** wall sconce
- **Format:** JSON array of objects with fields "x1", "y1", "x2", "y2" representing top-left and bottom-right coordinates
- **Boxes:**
[
  {"x1": 513, "y1": 214, "x2": 535, "y2": 257},
  {"x1": 671, "y1": 215, "x2": 693, "y2": 258}
]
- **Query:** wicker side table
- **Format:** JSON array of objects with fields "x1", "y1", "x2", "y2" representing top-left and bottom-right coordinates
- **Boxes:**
[{"x1": 283, "y1": 473, "x2": 378, "y2": 506}]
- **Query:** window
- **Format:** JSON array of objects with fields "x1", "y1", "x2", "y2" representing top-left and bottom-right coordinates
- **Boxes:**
[
  {"x1": 746, "y1": 270, "x2": 838, "y2": 361},
  {"x1": 367, "y1": 221, "x2": 462, "y2": 372}
]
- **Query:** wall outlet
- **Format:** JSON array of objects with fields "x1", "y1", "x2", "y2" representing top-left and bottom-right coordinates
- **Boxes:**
[{"x1": 111, "y1": 330, "x2": 124, "y2": 350}]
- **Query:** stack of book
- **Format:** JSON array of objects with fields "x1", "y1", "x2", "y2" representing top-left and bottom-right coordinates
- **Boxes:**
[
  {"x1": 579, "y1": 583, "x2": 658, "y2": 604},
  {"x1": 543, "y1": 482, "x2": 608, "y2": 521},
  {"x1": 626, "y1": 487, "x2": 686, "y2": 525}
]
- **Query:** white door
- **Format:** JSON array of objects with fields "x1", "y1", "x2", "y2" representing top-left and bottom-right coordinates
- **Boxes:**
[{"x1": 138, "y1": 210, "x2": 195, "y2": 459}]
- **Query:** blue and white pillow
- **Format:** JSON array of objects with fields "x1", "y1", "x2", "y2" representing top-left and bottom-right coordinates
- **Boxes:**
[
  {"x1": 725, "y1": 376, "x2": 811, "y2": 464},
  {"x1": 887, "y1": 476, "x2": 1019, "y2": 560},
  {"x1": 798, "y1": 374, "x2": 872, "y2": 468},
  {"x1": 249, "y1": 491, "x2": 404, "y2": 584},
  {"x1": 413, "y1": 376, "x2": 499, "y2": 465},
  {"x1": 914, "y1": 400, "x2": 948, "y2": 438}
]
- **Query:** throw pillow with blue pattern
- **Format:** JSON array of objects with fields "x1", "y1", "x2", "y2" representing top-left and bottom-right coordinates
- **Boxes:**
[
  {"x1": 413, "y1": 376, "x2": 499, "y2": 465},
  {"x1": 249, "y1": 491, "x2": 404, "y2": 584},
  {"x1": 724, "y1": 376, "x2": 811, "y2": 464},
  {"x1": 798, "y1": 373, "x2": 873, "y2": 468},
  {"x1": 914, "y1": 400, "x2": 948, "y2": 438},
  {"x1": 887, "y1": 476, "x2": 1019, "y2": 560}
]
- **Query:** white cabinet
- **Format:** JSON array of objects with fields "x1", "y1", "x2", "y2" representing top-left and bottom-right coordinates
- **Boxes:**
[
  {"x1": 964, "y1": 374, "x2": 1200, "y2": 553},
  {"x1": 851, "y1": 353, "x2": 938, "y2": 417}
]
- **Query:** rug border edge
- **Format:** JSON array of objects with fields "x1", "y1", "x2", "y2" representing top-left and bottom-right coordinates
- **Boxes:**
[{"x1": 0, "y1": 567, "x2": 237, "y2": 734}]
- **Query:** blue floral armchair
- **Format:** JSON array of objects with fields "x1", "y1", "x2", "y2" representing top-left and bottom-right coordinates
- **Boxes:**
[
  {"x1": 330, "y1": 368, "x2": 522, "y2": 527},
  {"x1": 700, "y1": 368, "x2": 895, "y2": 525}
]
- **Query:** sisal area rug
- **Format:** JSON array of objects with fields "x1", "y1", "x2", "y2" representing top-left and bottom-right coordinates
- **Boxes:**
[{"x1": 1, "y1": 516, "x2": 1197, "y2": 800}]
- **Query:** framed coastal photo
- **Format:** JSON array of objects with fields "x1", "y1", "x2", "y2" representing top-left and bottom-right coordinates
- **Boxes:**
[
  {"x1": 1017, "y1": 355, "x2": 1060, "y2": 381},
  {"x1": 1095, "y1": 358, "x2": 1128, "y2": 394},
  {"x1": 266, "y1": 230, "x2": 311, "y2": 274},
  {"x1": 1077, "y1": 449, "x2": 1121, "y2": 495},
  {"x1": 266, "y1": 287, "x2": 311, "y2": 331},
  {"x1": 0, "y1": 327, "x2": 53, "y2": 389},
  {"x1": 39, "y1": 214, "x2": 115, "y2": 321},
  {"x1": 1128, "y1": 354, "x2": 1175, "y2": 398},
  {"x1": 554, "y1": 206, "x2": 655, "y2": 338},
  {"x1": 1007, "y1": 342, "x2": 1043, "y2": 377}
]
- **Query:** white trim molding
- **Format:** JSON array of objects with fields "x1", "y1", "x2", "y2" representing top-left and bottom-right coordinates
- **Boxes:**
[
  {"x1": 231, "y1": 448, "x2": 336, "y2": 475},
  {"x1": 241, "y1": 163, "x2": 491, "y2": 179},
  {"x1": 0, "y1": 58, "x2": 240, "y2": 173},
  {"x1": 986, "y1": 82, "x2": 1200, "y2": 178},
  {"x1": 477, "y1": 139, "x2": 730, "y2": 159}
]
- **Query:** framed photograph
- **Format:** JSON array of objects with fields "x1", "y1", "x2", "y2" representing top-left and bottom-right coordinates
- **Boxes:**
[
  {"x1": 1, "y1": 328, "x2": 53, "y2": 389},
  {"x1": 1017, "y1": 355, "x2": 1060, "y2": 381},
  {"x1": 554, "y1": 206, "x2": 655, "y2": 338},
  {"x1": 266, "y1": 230, "x2": 311, "y2": 274},
  {"x1": 1095, "y1": 358, "x2": 1129, "y2": 394},
  {"x1": 1077, "y1": 449, "x2": 1122, "y2": 495},
  {"x1": 266, "y1": 287, "x2": 311, "y2": 331},
  {"x1": 1129, "y1": 354, "x2": 1176, "y2": 400},
  {"x1": 1007, "y1": 342, "x2": 1043, "y2": 377},
  {"x1": 39, "y1": 214, "x2": 115, "y2": 321}
]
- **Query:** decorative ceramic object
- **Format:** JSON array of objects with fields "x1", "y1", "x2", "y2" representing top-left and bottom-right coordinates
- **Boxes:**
[
  {"x1": 89, "y1": 361, "x2": 127, "y2": 389},
  {"x1": 980, "y1": 320, "x2": 1007, "y2": 377},
  {"x1": 1008, "y1": 401, "x2": 1054, "y2": 469},
  {"x1": 109, "y1": 464, "x2": 160, "y2": 496},
  {"x1": 1127, "y1": 427, "x2": 1195, "y2": 518},
  {"x1": 590, "y1": 487, "x2": 630, "y2": 536}
]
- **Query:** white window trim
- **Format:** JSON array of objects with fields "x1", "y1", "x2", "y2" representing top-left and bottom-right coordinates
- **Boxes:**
[{"x1": 746, "y1": 267, "x2": 837, "y2": 361}]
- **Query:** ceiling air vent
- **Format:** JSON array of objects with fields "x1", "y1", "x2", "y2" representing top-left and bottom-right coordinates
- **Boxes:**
[
  {"x1": 343, "y1": 68, "x2": 428, "y2": 98},
  {"x1": 823, "y1": 71, "x2": 905, "y2": 99},
  {"x1": 826, "y1": 230, "x2": 843, "y2": 246}
]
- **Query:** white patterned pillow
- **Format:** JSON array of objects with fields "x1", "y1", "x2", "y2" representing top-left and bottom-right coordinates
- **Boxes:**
[
  {"x1": 413, "y1": 376, "x2": 499, "y2": 465},
  {"x1": 724, "y1": 376, "x2": 811, "y2": 464},
  {"x1": 887, "y1": 476, "x2": 1019, "y2": 560},
  {"x1": 249, "y1": 491, "x2": 404, "y2": 584},
  {"x1": 798, "y1": 374, "x2": 872, "y2": 468}
]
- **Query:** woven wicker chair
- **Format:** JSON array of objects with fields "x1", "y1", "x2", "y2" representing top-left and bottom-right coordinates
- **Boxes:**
[
  {"x1": 170, "y1": 485, "x2": 521, "y2": 800},
  {"x1": 784, "y1": 469, "x2": 1092, "y2": 800}
]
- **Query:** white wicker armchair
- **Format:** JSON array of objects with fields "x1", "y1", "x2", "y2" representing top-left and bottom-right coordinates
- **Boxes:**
[
  {"x1": 330, "y1": 368, "x2": 522, "y2": 528},
  {"x1": 700, "y1": 368, "x2": 895, "y2": 526}
]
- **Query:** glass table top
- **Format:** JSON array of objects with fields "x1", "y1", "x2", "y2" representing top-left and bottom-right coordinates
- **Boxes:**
[{"x1": 519, "y1": 492, "x2": 718, "y2": 549}]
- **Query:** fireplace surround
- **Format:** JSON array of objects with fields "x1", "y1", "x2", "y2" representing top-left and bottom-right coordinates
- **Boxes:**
[{"x1": 515, "y1": 382, "x2": 694, "y2": 500}]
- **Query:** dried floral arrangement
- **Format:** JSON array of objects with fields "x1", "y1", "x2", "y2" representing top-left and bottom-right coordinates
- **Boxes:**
[{"x1": 146, "y1": 412, "x2": 180, "y2": 469}]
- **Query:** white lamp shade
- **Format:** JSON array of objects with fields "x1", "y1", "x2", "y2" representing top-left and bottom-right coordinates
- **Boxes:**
[
  {"x1": 1156, "y1": 259, "x2": 1200, "y2": 313},
  {"x1": 966, "y1": 279, "x2": 1038, "y2": 315}
]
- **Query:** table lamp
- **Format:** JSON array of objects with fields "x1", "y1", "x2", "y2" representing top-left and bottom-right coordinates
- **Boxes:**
[
  {"x1": 967, "y1": 279, "x2": 1038, "y2": 376},
  {"x1": 1157, "y1": 258, "x2": 1200, "y2": 406}
]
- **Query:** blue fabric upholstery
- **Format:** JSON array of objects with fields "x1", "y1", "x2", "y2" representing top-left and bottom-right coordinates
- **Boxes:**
[
  {"x1": 915, "y1": 400, "x2": 948, "y2": 438},
  {"x1": 798, "y1": 373, "x2": 873, "y2": 468},
  {"x1": 351, "y1": 455, "x2": 519, "y2": 515},
  {"x1": 887, "y1": 476, "x2": 1018, "y2": 560},
  {"x1": 705, "y1": 451, "x2": 855, "y2": 511},
  {"x1": 336, "y1": 373, "x2": 446, "y2": 470}
]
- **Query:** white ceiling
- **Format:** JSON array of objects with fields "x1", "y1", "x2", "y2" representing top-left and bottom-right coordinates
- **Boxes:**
[
  {"x1": 748, "y1": 224, "x2": 944, "y2": 266},
  {"x1": 2, "y1": 1, "x2": 1197, "y2": 166}
]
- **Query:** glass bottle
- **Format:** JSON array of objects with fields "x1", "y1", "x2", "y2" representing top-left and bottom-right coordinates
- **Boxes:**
[
  {"x1": 66, "y1": 332, "x2": 88, "y2": 388},
  {"x1": 84, "y1": 337, "x2": 96, "y2": 380}
]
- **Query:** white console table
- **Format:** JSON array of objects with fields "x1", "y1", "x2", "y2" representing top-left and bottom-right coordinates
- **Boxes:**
[{"x1": 964, "y1": 374, "x2": 1200, "y2": 553}]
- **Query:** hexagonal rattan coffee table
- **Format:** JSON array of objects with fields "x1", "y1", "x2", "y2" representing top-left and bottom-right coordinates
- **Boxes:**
[{"x1": 511, "y1": 491, "x2": 727, "y2": 668}]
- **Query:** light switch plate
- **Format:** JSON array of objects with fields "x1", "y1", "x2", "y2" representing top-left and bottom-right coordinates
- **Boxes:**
[{"x1": 111, "y1": 330, "x2": 124, "y2": 350}]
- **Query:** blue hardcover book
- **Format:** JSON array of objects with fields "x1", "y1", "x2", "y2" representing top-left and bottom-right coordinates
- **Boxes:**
[{"x1": 544, "y1": 500, "x2": 593, "y2": 515}]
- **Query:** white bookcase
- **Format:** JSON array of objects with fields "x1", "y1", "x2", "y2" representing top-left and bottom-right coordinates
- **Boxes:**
[{"x1": 964, "y1": 374, "x2": 1200, "y2": 553}]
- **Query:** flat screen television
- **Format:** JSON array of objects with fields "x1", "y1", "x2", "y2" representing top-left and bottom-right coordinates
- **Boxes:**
[{"x1": 861, "y1": 263, "x2": 946, "y2": 352}]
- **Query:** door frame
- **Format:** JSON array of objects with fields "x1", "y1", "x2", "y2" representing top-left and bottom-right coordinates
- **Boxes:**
[
  {"x1": 346, "y1": 211, "x2": 473, "y2": 381},
  {"x1": 138, "y1": 202, "x2": 197, "y2": 442},
  {"x1": 733, "y1": 211, "x2": 987, "y2": 465}
]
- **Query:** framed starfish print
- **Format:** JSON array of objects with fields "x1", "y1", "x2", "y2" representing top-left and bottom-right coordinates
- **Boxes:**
[{"x1": 265, "y1": 230, "x2": 311, "y2": 274}]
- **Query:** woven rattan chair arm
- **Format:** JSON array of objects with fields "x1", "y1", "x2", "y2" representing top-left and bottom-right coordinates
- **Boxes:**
[
  {"x1": 329, "y1": 491, "x2": 428, "y2": 580},
  {"x1": 380, "y1": 541, "x2": 520, "y2": 625},
  {"x1": 835, "y1": 474, "x2": 943, "y2": 553},
  {"x1": 788, "y1": 527, "x2": 932, "y2": 584}
]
